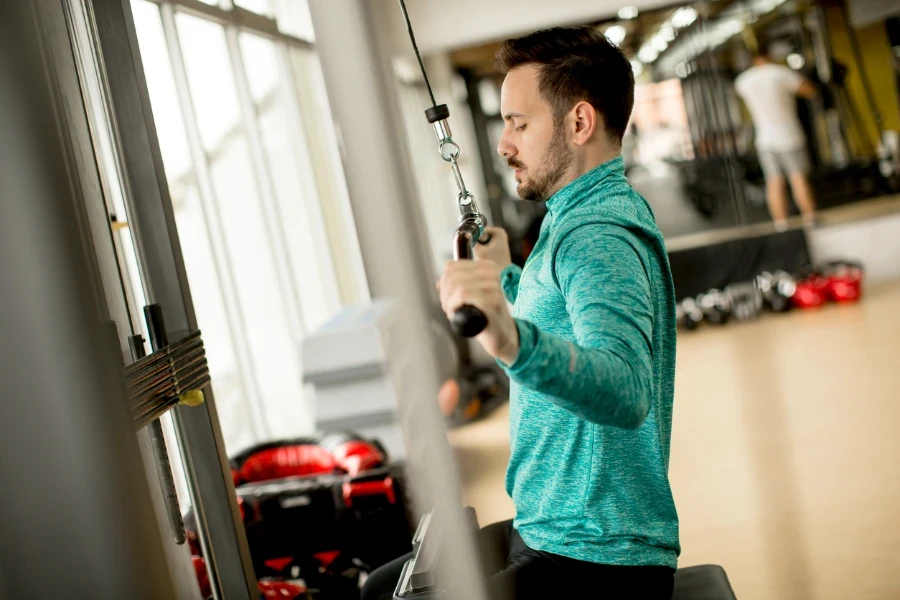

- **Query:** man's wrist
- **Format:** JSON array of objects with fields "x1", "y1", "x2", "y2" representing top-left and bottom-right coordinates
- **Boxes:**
[{"x1": 496, "y1": 319, "x2": 521, "y2": 366}]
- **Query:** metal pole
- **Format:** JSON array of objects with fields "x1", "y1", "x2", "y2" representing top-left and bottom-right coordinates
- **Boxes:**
[
  {"x1": 0, "y1": 2, "x2": 176, "y2": 597},
  {"x1": 307, "y1": 2, "x2": 487, "y2": 599},
  {"x1": 89, "y1": 1, "x2": 259, "y2": 597},
  {"x1": 130, "y1": 332, "x2": 188, "y2": 547}
]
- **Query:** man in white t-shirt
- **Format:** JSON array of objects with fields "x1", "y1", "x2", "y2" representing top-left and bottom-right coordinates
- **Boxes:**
[{"x1": 735, "y1": 52, "x2": 819, "y2": 229}]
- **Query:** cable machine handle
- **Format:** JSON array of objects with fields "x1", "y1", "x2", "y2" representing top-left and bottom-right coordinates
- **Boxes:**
[{"x1": 451, "y1": 228, "x2": 488, "y2": 338}]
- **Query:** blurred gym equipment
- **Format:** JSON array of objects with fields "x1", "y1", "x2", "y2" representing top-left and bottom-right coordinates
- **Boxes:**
[
  {"x1": 793, "y1": 260, "x2": 864, "y2": 308},
  {"x1": 186, "y1": 431, "x2": 412, "y2": 599},
  {"x1": 698, "y1": 289, "x2": 733, "y2": 325},
  {"x1": 302, "y1": 299, "x2": 411, "y2": 458},
  {"x1": 756, "y1": 271, "x2": 797, "y2": 313}
]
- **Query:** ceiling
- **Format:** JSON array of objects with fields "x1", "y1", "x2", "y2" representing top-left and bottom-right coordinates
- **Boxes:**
[{"x1": 448, "y1": 2, "x2": 693, "y2": 77}]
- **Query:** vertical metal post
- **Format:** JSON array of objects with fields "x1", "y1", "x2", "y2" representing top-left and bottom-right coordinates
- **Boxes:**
[
  {"x1": 307, "y1": 2, "x2": 487, "y2": 599},
  {"x1": 88, "y1": 1, "x2": 259, "y2": 597},
  {"x1": 130, "y1": 330, "x2": 188, "y2": 547},
  {"x1": 0, "y1": 2, "x2": 176, "y2": 597}
]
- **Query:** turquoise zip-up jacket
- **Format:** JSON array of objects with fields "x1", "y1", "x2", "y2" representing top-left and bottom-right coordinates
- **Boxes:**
[{"x1": 499, "y1": 155, "x2": 680, "y2": 568}]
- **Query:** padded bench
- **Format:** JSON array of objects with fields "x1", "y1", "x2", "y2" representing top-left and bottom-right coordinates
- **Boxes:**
[
  {"x1": 673, "y1": 565, "x2": 738, "y2": 600},
  {"x1": 395, "y1": 509, "x2": 739, "y2": 599}
]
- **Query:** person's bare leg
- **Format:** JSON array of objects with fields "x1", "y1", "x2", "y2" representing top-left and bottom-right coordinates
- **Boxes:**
[
  {"x1": 789, "y1": 172, "x2": 817, "y2": 220},
  {"x1": 766, "y1": 175, "x2": 789, "y2": 228}
]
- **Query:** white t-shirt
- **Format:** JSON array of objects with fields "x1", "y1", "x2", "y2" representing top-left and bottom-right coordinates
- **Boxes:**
[{"x1": 734, "y1": 63, "x2": 806, "y2": 152}]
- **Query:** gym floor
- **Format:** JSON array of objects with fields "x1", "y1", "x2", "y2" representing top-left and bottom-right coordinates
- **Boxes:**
[{"x1": 448, "y1": 281, "x2": 900, "y2": 600}]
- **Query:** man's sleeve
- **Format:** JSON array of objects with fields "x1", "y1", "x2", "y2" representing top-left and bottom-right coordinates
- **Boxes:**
[
  {"x1": 501, "y1": 224, "x2": 654, "y2": 429},
  {"x1": 734, "y1": 73, "x2": 746, "y2": 98},
  {"x1": 781, "y1": 66, "x2": 804, "y2": 93},
  {"x1": 500, "y1": 264, "x2": 523, "y2": 304}
]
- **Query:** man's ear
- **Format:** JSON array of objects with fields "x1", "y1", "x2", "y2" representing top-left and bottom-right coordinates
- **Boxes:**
[{"x1": 572, "y1": 101, "x2": 598, "y2": 146}]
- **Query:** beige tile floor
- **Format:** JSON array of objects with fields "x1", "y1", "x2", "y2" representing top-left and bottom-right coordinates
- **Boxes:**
[{"x1": 447, "y1": 282, "x2": 900, "y2": 600}]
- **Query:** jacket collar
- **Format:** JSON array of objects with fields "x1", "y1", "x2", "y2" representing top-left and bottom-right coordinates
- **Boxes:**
[{"x1": 545, "y1": 155, "x2": 626, "y2": 215}]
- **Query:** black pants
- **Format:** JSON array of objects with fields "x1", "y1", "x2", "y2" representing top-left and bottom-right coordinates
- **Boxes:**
[{"x1": 361, "y1": 519, "x2": 674, "y2": 600}]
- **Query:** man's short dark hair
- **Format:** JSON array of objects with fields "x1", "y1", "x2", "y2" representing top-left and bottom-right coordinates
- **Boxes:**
[{"x1": 494, "y1": 26, "x2": 635, "y2": 143}]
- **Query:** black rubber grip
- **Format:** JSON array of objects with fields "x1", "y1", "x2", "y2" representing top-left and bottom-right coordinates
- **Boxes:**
[
  {"x1": 451, "y1": 305, "x2": 487, "y2": 338},
  {"x1": 425, "y1": 104, "x2": 450, "y2": 123}
]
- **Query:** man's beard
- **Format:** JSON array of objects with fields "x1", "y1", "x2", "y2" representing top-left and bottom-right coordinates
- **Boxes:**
[{"x1": 509, "y1": 122, "x2": 573, "y2": 202}]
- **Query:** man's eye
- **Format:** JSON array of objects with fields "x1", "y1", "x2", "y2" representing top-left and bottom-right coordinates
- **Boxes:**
[{"x1": 515, "y1": 124, "x2": 526, "y2": 132}]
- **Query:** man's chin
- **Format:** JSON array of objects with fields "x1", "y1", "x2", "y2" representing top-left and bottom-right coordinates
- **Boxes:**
[{"x1": 516, "y1": 185, "x2": 545, "y2": 203}]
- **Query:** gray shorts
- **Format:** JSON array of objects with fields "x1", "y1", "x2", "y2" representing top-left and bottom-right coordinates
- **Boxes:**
[{"x1": 758, "y1": 148, "x2": 811, "y2": 179}]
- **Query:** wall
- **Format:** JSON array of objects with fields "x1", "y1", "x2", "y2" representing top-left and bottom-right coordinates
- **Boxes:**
[
  {"x1": 826, "y1": 7, "x2": 900, "y2": 154},
  {"x1": 849, "y1": 0, "x2": 900, "y2": 28},
  {"x1": 808, "y1": 209, "x2": 900, "y2": 284}
]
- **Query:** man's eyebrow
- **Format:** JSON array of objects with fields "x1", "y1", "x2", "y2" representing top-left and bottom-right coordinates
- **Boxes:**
[{"x1": 502, "y1": 112, "x2": 528, "y2": 121}]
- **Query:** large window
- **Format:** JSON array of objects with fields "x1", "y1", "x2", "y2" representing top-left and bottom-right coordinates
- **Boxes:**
[{"x1": 129, "y1": 0, "x2": 367, "y2": 453}]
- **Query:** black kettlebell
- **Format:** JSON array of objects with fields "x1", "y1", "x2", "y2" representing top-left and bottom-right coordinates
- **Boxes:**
[
  {"x1": 756, "y1": 271, "x2": 796, "y2": 313},
  {"x1": 678, "y1": 298, "x2": 704, "y2": 330},
  {"x1": 698, "y1": 289, "x2": 731, "y2": 325}
]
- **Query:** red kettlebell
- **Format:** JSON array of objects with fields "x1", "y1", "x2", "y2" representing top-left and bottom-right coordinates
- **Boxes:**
[
  {"x1": 792, "y1": 271, "x2": 830, "y2": 308},
  {"x1": 239, "y1": 444, "x2": 337, "y2": 484},
  {"x1": 258, "y1": 579, "x2": 307, "y2": 599},
  {"x1": 192, "y1": 555, "x2": 212, "y2": 599},
  {"x1": 318, "y1": 432, "x2": 385, "y2": 476},
  {"x1": 823, "y1": 261, "x2": 863, "y2": 303}
]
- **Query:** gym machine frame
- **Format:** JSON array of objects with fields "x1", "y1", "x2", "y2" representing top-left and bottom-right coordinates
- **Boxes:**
[
  {"x1": 78, "y1": 0, "x2": 260, "y2": 596},
  {"x1": 391, "y1": 3, "x2": 494, "y2": 598}
]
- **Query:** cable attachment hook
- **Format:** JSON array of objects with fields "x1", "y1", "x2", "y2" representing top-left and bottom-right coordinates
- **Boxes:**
[
  {"x1": 439, "y1": 139, "x2": 460, "y2": 162},
  {"x1": 427, "y1": 105, "x2": 489, "y2": 243}
]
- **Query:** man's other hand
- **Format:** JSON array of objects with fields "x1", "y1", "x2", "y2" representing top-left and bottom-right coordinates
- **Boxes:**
[
  {"x1": 438, "y1": 379, "x2": 460, "y2": 416},
  {"x1": 473, "y1": 227, "x2": 512, "y2": 270}
]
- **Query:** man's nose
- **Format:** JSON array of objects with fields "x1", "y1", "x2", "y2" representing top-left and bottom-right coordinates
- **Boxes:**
[{"x1": 497, "y1": 132, "x2": 515, "y2": 158}]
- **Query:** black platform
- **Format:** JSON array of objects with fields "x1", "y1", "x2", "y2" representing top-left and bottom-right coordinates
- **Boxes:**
[{"x1": 668, "y1": 228, "x2": 811, "y2": 299}]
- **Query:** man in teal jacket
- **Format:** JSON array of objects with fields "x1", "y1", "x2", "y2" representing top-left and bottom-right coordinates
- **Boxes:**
[{"x1": 364, "y1": 26, "x2": 679, "y2": 600}]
